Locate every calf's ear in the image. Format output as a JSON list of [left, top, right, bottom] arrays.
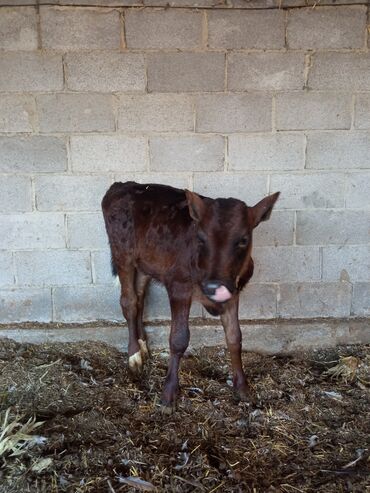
[[251, 192, 280, 228], [185, 190, 206, 222]]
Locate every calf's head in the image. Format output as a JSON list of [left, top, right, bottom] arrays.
[[185, 190, 280, 303]]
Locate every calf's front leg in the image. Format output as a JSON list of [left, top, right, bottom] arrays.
[[220, 296, 252, 402], [161, 287, 191, 412]]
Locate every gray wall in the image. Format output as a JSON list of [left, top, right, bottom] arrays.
[[0, 1, 369, 324]]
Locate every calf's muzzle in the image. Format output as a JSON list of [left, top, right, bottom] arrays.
[[201, 280, 233, 303]]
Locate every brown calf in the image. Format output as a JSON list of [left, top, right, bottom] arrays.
[[102, 181, 279, 411]]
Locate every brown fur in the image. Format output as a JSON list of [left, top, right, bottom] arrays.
[[102, 181, 279, 409]]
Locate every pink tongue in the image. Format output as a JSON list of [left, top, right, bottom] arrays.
[[212, 285, 232, 302]]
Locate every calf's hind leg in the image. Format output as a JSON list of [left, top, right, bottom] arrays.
[[135, 270, 151, 361], [117, 264, 143, 376]]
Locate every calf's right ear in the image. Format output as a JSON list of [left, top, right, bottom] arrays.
[[251, 192, 280, 228], [185, 190, 206, 222]]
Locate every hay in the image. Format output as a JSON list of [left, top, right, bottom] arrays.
[[0, 338, 369, 492], [0, 408, 44, 458]]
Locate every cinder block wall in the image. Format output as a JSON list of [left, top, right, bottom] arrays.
[[0, 0, 369, 324]]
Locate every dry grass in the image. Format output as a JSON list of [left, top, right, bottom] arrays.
[[0, 337, 369, 493], [0, 408, 44, 458]]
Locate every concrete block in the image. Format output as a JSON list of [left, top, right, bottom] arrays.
[[351, 283, 370, 317], [345, 172, 370, 209], [147, 53, 225, 93], [0, 7, 38, 50], [193, 172, 268, 206], [252, 246, 320, 282], [322, 245, 370, 282], [287, 6, 367, 49], [229, 134, 304, 171], [0, 176, 32, 213], [276, 92, 351, 131], [66, 52, 145, 92], [348, 318, 370, 343], [296, 210, 370, 245], [241, 321, 344, 354], [38, 0, 141, 4], [143, 0, 216, 5], [270, 173, 345, 210], [117, 94, 194, 133], [0, 136, 67, 173], [0, 320, 362, 353], [35, 175, 111, 212], [15, 250, 92, 286], [195, 94, 271, 133], [208, 9, 284, 49], [95, 322, 340, 350], [0, 213, 65, 250], [306, 132, 370, 170], [354, 94, 370, 129], [114, 172, 191, 190], [159, 0, 249, 5], [0, 253, 14, 287], [0, 53, 63, 92], [309, 53, 370, 91], [147, 0, 282, 5], [150, 135, 224, 172], [278, 282, 352, 318], [37, 94, 115, 133], [0, 95, 34, 133], [70, 136, 148, 173], [0, 325, 127, 350], [67, 213, 108, 249], [53, 285, 121, 322], [144, 282, 171, 320], [254, 211, 294, 247], [178, 325, 224, 349], [125, 9, 203, 49], [238, 283, 277, 319], [141, 0, 208, 5], [0, 289, 52, 323], [0, 0, 35, 3], [92, 249, 113, 285], [228, 53, 305, 91], [40, 6, 121, 50], [230, 0, 276, 5], [254, 318, 290, 349], [282, 0, 367, 6]]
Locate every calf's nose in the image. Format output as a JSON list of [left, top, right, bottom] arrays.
[[202, 280, 221, 296], [202, 281, 232, 303]]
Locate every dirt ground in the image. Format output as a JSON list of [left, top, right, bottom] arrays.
[[0, 337, 369, 493]]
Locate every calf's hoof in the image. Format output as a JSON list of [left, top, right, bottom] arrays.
[[160, 402, 176, 415], [236, 386, 255, 405], [128, 339, 150, 376], [160, 385, 178, 414], [128, 350, 143, 376]]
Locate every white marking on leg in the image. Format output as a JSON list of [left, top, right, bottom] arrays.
[[138, 338, 149, 357], [129, 351, 142, 372]]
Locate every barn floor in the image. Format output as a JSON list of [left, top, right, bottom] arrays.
[[0, 338, 369, 493]]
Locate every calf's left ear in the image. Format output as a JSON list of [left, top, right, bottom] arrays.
[[185, 190, 206, 222], [251, 192, 280, 228]]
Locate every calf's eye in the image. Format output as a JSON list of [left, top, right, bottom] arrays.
[[237, 236, 249, 248], [197, 232, 206, 245]]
